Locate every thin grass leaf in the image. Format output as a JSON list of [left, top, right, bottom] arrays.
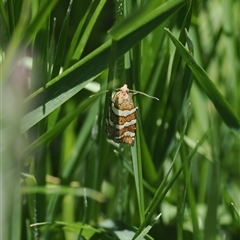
[[131, 35, 145, 223], [60, 100, 100, 182], [0, 1, 10, 37], [64, 1, 94, 68], [22, 96, 96, 156], [134, 163, 185, 240], [47, 18, 57, 81], [6, 0, 15, 32], [165, 28, 240, 130], [51, 0, 73, 78], [72, 0, 107, 61], [11, 185, 21, 240], [119, 152, 156, 194], [203, 160, 220, 240], [177, 185, 186, 240], [1, 0, 32, 83], [23, 0, 58, 45], [133, 107, 190, 239], [231, 202, 240, 222], [21, 173, 38, 223], [182, 150, 201, 240], [139, 130, 158, 184], [135, 213, 162, 240], [21, 186, 105, 202], [131, 132, 145, 223]]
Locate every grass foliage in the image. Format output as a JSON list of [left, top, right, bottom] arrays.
[[1, 0, 240, 239]]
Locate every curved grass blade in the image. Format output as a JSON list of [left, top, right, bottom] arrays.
[[165, 28, 240, 130]]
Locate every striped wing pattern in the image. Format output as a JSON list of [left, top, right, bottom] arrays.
[[106, 85, 137, 146]]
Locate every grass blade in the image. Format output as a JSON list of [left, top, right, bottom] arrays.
[[165, 28, 240, 130]]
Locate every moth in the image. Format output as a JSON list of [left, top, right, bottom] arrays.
[[105, 84, 158, 146]]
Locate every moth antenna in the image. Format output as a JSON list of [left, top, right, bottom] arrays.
[[130, 90, 159, 101], [89, 89, 109, 98]]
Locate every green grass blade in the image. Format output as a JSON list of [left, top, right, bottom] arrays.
[[6, 0, 15, 33], [51, 0, 73, 78], [72, 0, 107, 61], [110, 0, 187, 40], [0, 0, 10, 37], [132, 119, 187, 239], [23, 0, 58, 45], [22, 96, 96, 156], [21, 173, 38, 225], [21, 185, 105, 201], [140, 130, 158, 184], [60, 101, 99, 182], [131, 126, 145, 223], [64, 1, 94, 68], [131, 32, 145, 223], [165, 28, 240, 130], [20, 77, 97, 133], [182, 153, 201, 240], [203, 160, 220, 240]]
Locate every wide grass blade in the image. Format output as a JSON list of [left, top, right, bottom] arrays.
[[110, 0, 187, 40], [20, 77, 97, 133]]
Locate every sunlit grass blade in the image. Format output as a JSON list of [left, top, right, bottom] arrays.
[[21, 77, 97, 133], [110, 0, 187, 40], [21, 185, 105, 202]]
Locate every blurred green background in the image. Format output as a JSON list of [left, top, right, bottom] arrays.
[[1, 0, 239, 239]]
